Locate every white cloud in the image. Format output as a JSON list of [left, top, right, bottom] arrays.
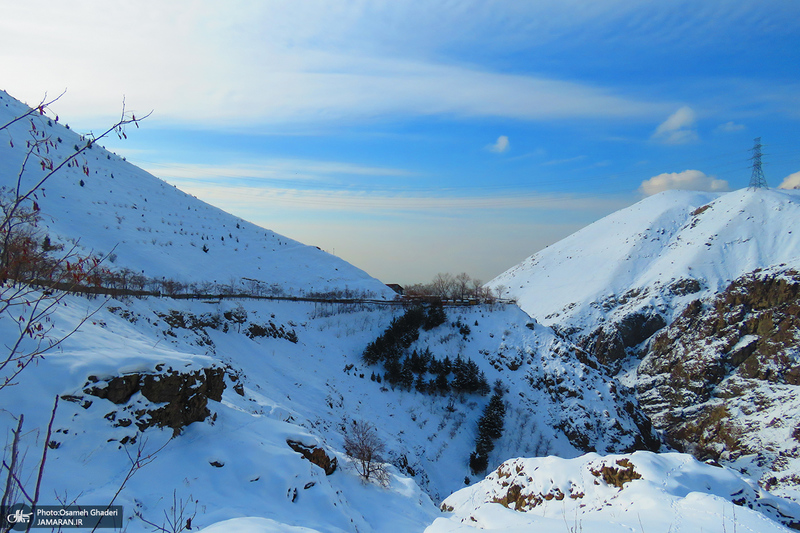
[[779, 171, 800, 190], [652, 106, 698, 144], [715, 121, 746, 133], [638, 169, 730, 196], [488, 136, 510, 153]]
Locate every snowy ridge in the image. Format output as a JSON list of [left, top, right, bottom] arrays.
[[0, 90, 394, 298], [430, 452, 800, 532], [488, 188, 800, 331]]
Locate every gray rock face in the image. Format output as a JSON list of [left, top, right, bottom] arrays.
[[636, 270, 800, 491], [85, 365, 226, 435]]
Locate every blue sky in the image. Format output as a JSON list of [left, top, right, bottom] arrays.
[[2, 0, 799, 284]]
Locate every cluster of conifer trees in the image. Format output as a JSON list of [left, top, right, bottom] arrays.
[[362, 305, 489, 396], [469, 381, 506, 474]]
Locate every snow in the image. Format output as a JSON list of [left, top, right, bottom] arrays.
[[429, 452, 800, 533], [488, 188, 800, 331], [201, 517, 324, 533], [2, 91, 799, 532], [0, 90, 395, 299]]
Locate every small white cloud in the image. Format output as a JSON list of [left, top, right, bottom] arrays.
[[639, 169, 730, 196], [779, 171, 800, 189], [488, 135, 510, 153], [652, 106, 698, 144], [715, 121, 746, 133]]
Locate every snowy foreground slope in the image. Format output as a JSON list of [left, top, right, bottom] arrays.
[[0, 90, 394, 298], [2, 91, 800, 532], [430, 453, 800, 533], [0, 294, 643, 528]]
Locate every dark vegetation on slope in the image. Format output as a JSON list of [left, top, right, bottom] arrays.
[[469, 381, 506, 474], [362, 304, 489, 396]]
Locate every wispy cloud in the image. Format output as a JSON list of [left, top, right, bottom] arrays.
[[3, 1, 797, 133], [638, 169, 729, 195], [0, 2, 674, 130], [144, 159, 415, 183], [715, 121, 746, 133], [487, 135, 510, 153], [652, 106, 699, 144], [543, 155, 586, 166], [167, 179, 630, 215]]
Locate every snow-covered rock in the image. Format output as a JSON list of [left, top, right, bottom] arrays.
[[430, 452, 800, 532]]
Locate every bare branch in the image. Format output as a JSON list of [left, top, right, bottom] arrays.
[[0, 91, 66, 133], [90, 437, 172, 533], [1, 415, 24, 511], [343, 420, 389, 486], [26, 396, 58, 533]]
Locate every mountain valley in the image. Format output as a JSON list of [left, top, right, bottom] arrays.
[[2, 90, 800, 532]]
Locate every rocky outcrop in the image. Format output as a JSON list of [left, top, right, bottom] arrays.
[[85, 365, 225, 435], [581, 309, 666, 373], [525, 340, 660, 454], [636, 270, 800, 491], [286, 439, 338, 475]]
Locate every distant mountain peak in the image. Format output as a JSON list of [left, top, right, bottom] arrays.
[[488, 188, 800, 330]]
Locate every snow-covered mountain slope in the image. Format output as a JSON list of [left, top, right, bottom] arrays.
[[0, 292, 641, 531], [429, 452, 800, 532], [488, 188, 800, 335], [0, 295, 438, 533], [5, 292, 798, 533], [4, 90, 800, 532], [487, 187, 800, 502], [0, 90, 394, 298]]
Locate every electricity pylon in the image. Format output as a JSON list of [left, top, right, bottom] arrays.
[[748, 137, 768, 190]]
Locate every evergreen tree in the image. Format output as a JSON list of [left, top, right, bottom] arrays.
[[440, 355, 452, 376], [428, 357, 441, 376], [422, 303, 447, 330], [400, 358, 415, 390], [408, 349, 427, 374], [451, 355, 466, 393], [415, 373, 428, 394], [482, 391, 506, 439], [384, 356, 402, 385], [469, 386, 506, 475], [469, 451, 489, 474], [419, 347, 433, 373], [435, 373, 450, 395]]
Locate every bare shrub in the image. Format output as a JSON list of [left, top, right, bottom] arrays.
[[343, 420, 389, 486]]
